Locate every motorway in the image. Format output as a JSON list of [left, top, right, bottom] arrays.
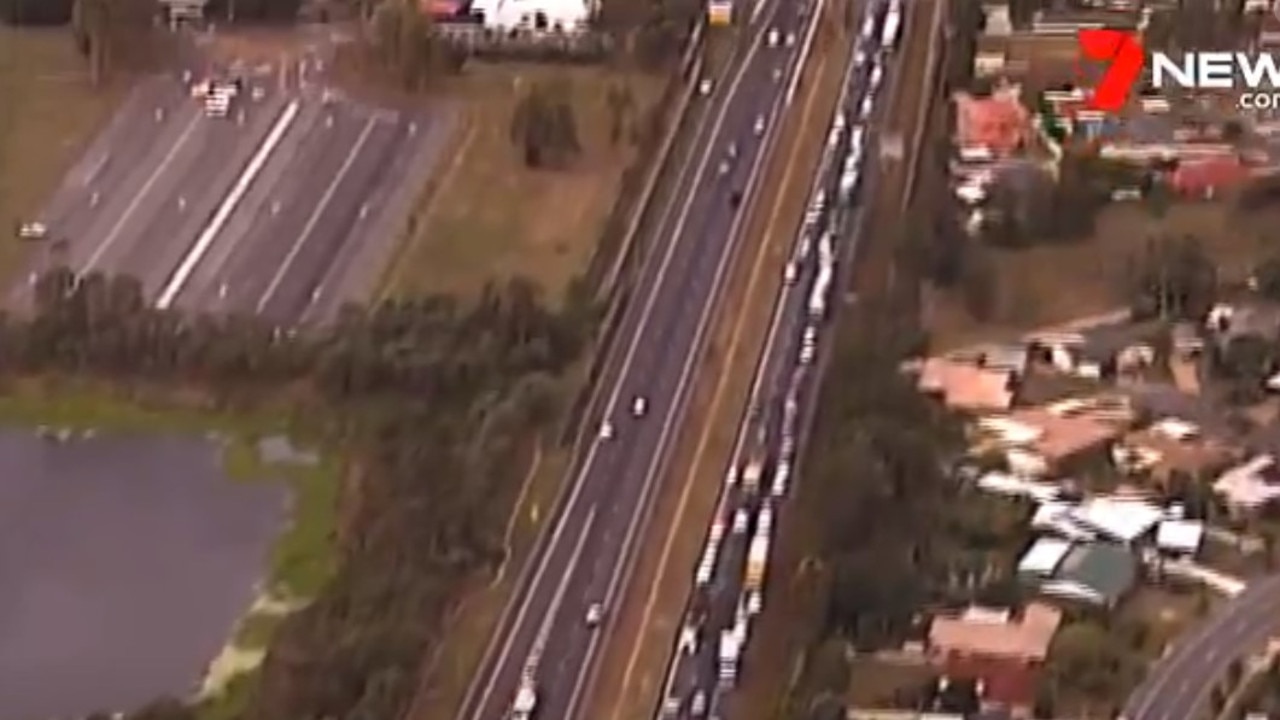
[[452, 2, 820, 719], [13, 64, 448, 324], [1122, 573, 1280, 720], [651, 0, 939, 716]]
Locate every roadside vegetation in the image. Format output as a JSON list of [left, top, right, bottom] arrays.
[[2, 269, 592, 720]]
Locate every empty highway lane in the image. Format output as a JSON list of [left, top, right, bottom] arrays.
[[455, 3, 814, 719], [16, 73, 446, 325]]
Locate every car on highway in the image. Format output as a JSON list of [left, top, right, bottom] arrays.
[[599, 420, 615, 440], [785, 32, 796, 47], [869, 63, 884, 89], [662, 696, 680, 717], [859, 15, 876, 40], [632, 396, 648, 417], [854, 47, 869, 67], [784, 261, 798, 285], [700, 78, 714, 96], [858, 93, 875, 120], [745, 590, 763, 615], [833, 111, 846, 133], [732, 508, 750, 534], [800, 328, 817, 364], [16, 221, 47, 240], [719, 160, 731, 176], [754, 114, 767, 136], [767, 27, 781, 46], [690, 689, 708, 717], [585, 602, 605, 627]]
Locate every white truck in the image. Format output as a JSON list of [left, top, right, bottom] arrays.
[[512, 677, 537, 719], [741, 456, 765, 494], [744, 535, 770, 592], [718, 630, 742, 684], [808, 265, 833, 318], [881, 5, 902, 49]]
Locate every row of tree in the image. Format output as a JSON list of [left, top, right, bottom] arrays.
[[15, 270, 595, 720]]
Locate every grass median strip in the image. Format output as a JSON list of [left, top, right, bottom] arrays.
[[585, 13, 850, 720]]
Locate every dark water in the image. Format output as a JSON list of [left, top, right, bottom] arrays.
[[0, 432, 289, 719]]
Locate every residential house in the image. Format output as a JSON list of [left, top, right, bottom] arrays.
[[975, 400, 1131, 476], [1214, 454, 1280, 513], [1116, 421, 1237, 487], [927, 603, 1063, 717], [1019, 537, 1140, 607], [919, 357, 1016, 413]]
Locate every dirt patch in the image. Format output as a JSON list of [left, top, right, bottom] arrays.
[[0, 26, 127, 286], [202, 27, 331, 65], [845, 656, 935, 708], [924, 200, 1275, 350], [380, 63, 664, 303]]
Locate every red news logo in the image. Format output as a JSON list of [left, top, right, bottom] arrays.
[[1077, 28, 1145, 112]]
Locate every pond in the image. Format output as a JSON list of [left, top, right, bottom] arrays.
[[0, 431, 289, 719]]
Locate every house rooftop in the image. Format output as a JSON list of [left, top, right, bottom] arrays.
[[1070, 496, 1164, 543], [919, 357, 1015, 412], [1018, 537, 1073, 576], [928, 602, 1063, 662], [1156, 519, 1205, 554], [1039, 543, 1138, 606], [1122, 425, 1236, 479], [1003, 403, 1130, 463], [1214, 455, 1280, 509]]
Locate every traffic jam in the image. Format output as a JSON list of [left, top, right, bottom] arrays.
[[658, 0, 903, 717]]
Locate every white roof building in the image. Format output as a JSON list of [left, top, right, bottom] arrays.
[[1155, 519, 1205, 555], [1018, 537, 1073, 576], [470, 0, 594, 30], [1069, 496, 1163, 543], [1214, 455, 1280, 510]]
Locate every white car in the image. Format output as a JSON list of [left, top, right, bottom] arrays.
[[719, 160, 730, 176], [690, 690, 708, 717], [586, 602, 604, 627], [833, 111, 847, 133], [17, 221, 47, 240], [732, 508, 750, 534], [784, 262, 798, 285], [753, 114, 766, 136], [699, 78, 713, 96], [767, 28, 781, 46], [870, 64, 884, 88], [745, 590, 764, 615], [800, 344, 816, 364], [785, 32, 796, 47], [599, 420, 615, 440], [859, 94, 874, 120], [632, 396, 648, 417], [854, 48, 868, 67]]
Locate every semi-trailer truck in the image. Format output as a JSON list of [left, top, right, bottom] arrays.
[[511, 677, 537, 719], [744, 535, 769, 591]]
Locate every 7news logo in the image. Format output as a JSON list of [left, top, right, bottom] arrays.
[[1075, 28, 1280, 112]]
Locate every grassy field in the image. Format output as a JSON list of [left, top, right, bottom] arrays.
[[381, 63, 664, 304], [0, 26, 126, 285], [586, 9, 854, 720], [924, 200, 1278, 350]]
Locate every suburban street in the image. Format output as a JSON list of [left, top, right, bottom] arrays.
[[1123, 573, 1280, 720], [13, 64, 449, 324], [452, 1, 818, 718]]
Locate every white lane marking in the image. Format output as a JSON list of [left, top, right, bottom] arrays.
[[462, 21, 770, 717], [527, 506, 598, 672], [156, 99, 301, 309], [786, 0, 825, 106], [254, 116, 377, 314], [83, 113, 203, 272]]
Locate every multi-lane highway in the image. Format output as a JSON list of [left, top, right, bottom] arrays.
[[14, 64, 448, 324], [453, 2, 820, 719], [647, 1, 906, 717], [1122, 573, 1280, 720]]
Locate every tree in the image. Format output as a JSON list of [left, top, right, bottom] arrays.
[[1126, 234, 1217, 321], [71, 0, 156, 86], [510, 77, 582, 168]]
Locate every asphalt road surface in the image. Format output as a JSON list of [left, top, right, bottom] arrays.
[[653, 3, 899, 716], [1122, 573, 1280, 720], [454, 3, 817, 719], [15, 71, 447, 325]]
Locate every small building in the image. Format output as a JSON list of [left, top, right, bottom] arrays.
[[977, 402, 1131, 476], [919, 357, 1016, 413], [1038, 542, 1139, 607], [1155, 519, 1205, 557], [955, 89, 1032, 158], [1214, 455, 1280, 512], [468, 0, 594, 31], [928, 603, 1062, 717], [1116, 422, 1237, 486], [1069, 496, 1164, 544]]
